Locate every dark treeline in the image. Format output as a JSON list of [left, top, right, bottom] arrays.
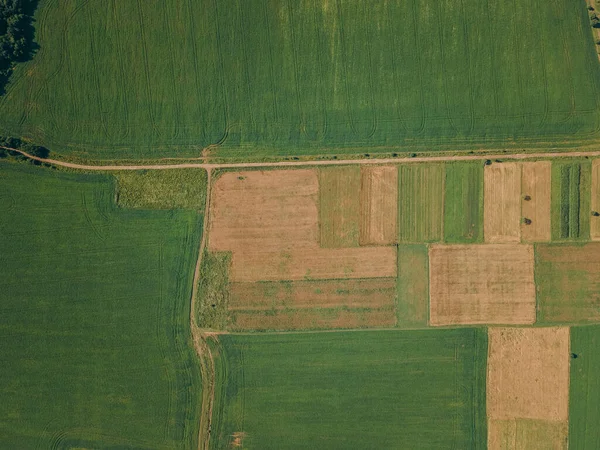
[[0, 135, 50, 163], [0, 0, 39, 95]]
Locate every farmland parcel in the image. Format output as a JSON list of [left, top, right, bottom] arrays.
[[210, 329, 487, 449], [0, 0, 598, 159], [0, 164, 202, 448]]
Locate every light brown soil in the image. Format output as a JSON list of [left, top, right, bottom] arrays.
[[484, 163, 522, 243], [429, 244, 535, 326], [229, 278, 396, 310], [487, 327, 570, 422], [488, 419, 568, 450], [521, 161, 551, 242], [230, 432, 246, 448], [229, 306, 397, 331], [229, 246, 397, 282], [319, 166, 361, 247], [592, 159, 600, 240], [359, 166, 398, 245], [209, 169, 319, 252]]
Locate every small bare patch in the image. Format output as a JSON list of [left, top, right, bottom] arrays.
[[230, 432, 246, 448]]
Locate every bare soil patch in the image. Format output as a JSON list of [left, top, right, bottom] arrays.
[[229, 278, 396, 310], [319, 166, 361, 247], [429, 244, 535, 325], [209, 169, 319, 252], [229, 246, 397, 282], [592, 159, 600, 240], [521, 161, 551, 242], [229, 306, 396, 331], [484, 163, 522, 243], [487, 327, 570, 422], [488, 418, 568, 450], [359, 166, 398, 245]]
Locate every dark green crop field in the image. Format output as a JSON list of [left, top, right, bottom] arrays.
[[210, 329, 488, 449], [0, 163, 202, 448], [0, 0, 598, 159], [569, 325, 600, 449]]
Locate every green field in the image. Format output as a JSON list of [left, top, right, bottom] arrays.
[[551, 161, 591, 240], [535, 243, 600, 324], [0, 0, 598, 159], [396, 244, 429, 327], [443, 162, 483, 243], [0, 163, 202, 448], [398, 164, 444, 242], [569, 325, 600, 449], [210, 329, 487, 449]]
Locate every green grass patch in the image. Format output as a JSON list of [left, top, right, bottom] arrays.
[[535, 243, 600, 324], [196, 251, 231, 330], [443, 162, 483, 243], [115, 169, 207, 210], [1, 0, 599, 159], [396, 244, 429, 327], [569, 325, 600, 449], [210, 329, 487, 449], [0, 163, 202, 448], [551, 161, 591, 241], [398, 164, 444, 242]]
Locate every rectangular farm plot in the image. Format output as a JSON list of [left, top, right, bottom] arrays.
[[229, 246, 397, 282], [398, 164, 444, 242], [359, 166, 398, 245], [592, 160, 600, 240], [229, 307, 397, 331], [570, 325, 600, 449], [521, 162, 552, 242], [229, 278, 396, 310], [396, 245, 429, 327], [536, 243, 600, 323], [551, 161, 591, 241], [488, 419, 568, 450], [484, 163, 522, 243], [211, 329, 488, 449], [429, 244, 535, 326], [209, 169, 319, 252], [319, 166, 361, 247], [444, 162, 483, 243], [487, 327, 570, 422]]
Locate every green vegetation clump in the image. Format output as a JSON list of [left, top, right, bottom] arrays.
[[0, 163, 202, 448], [211, 329, 488, 449], [115, 169, 207, 210], [196, 251, 231, 330]]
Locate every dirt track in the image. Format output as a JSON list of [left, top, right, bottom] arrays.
[[4, 146, 600, 171]]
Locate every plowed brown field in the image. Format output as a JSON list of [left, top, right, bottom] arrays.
[[484, 163, 522, 243], [487, 327, 570, 422], [521, 161, 551, 242], [229, 278, 396, 310], [429, 244, 535, 325], [359, 166, 398, 245]]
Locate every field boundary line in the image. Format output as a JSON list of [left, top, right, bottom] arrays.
[[5, 146, 600, 172], [189, 168, 216, 450]]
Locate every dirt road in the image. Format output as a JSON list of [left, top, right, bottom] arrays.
[[3, 146, 600, 171]]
